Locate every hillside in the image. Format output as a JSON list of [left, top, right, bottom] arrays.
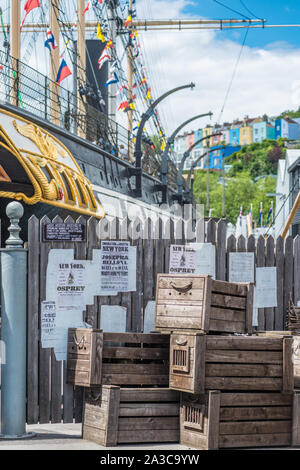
[[193, 139, 286, 225]]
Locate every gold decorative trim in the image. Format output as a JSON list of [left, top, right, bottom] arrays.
[[0, 108, 105, 218]]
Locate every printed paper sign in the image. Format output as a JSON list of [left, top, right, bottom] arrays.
[[191, 243, 216, 280], [169, 245, 197, 274], [229, 252, 255, 283], [100, 241, 130, 292], [255, 267, 277, 308]]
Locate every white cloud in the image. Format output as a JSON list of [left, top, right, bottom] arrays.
[[135, 0, 300, 134]]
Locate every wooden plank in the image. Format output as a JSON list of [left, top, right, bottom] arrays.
[[275, 236, 284, 330], [73, 215, 87, 422], [157, 288, 204, 302], [206, 218, 216, 245], [118, 416, 179, 431], [117, 429, 179, 443], [246, 283, 254, 334], [219, 433, 291, 448], [265, 236, 275, 330], [86, 217, 99, 327], [157, 275, 205, 290], [90, 330, 103, 386], [294, 236, 300, 310], [205, 350, 282, 364], [164, 217, 174, 275], [226, 234, 236, 282], [206, 335, 283, 350], [102, 374, 169, 386], [219, 420, 291, 436], [207, 390, 220, 450], [292, 392, 300, 446], [120, 388, 179, 402], [131, 218, 143, 332], [284, 236, 294, 329], [211, 280, 247, 296], [283, 336, 294, 392], [211, 293, 246, 310], [102, 363, 168, 374], [119, 403, 179, 417], [154, 315, 203, 330], [103, 332, 169, 344], [206, 363, 282, 377], [220, 406, 292, 421], [39, 215, 52, 424], [205, 377, 282, 391], [256, 235, 266, 330], [61, 215, 76, 424], [209, 320, 245, 334], [220, 393, 292, 407], [27, 215, 40, 424], [156, 304, 203, 317], [120, 387, 180, 403], [106, 386, 120, 447], [50, 215, 64, 424], [210, 307, 245, 322], [216, 219, 226, 281], [202, 275, 211, 332]]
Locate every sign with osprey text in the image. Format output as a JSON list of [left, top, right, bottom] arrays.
[[43, 223, 86, 242]]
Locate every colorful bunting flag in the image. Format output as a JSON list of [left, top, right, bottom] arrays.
[[82, 1, 91, 15], [97, 23, 106, 42], [266, 203, 273, 224], [98, 47, 111, 69], [124, 15, 132, 28], [44, 30, 57, 51], [104, 71, 119, 87], [55, 59, 72, 85], [118, 100, 129, 111], [139, 77, 146, 87], [143, 87, 151, 102], [21, 0, 40, 30], [258, 204, 263, 226]]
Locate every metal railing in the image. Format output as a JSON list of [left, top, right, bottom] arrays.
[[0, 50, 129, 157]]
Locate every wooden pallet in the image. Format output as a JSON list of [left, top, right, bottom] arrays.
[[180, 390, 300, 449], [67, 331, 170, 387], [82, 386, 180, 446], [155, 274, 253, 334], [169, 333, 294, 394]]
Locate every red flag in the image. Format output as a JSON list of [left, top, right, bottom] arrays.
[[55, 59, 72, 86], [82, 1, 90, 15], [21, 0, 40, 29], [118, 100, 129, 111]]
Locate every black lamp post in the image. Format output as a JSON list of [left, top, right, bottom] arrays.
[[174, 133, 222, 204], [131, 82, 195, 197], [159, 111, 213, 204]]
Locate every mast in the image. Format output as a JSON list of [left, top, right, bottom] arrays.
[[107, 2, 117, 124], [127, 0, 134, 162], [49, 0, 60, 126], [10, 0, 20, 106], [77, 0, 86, 138]]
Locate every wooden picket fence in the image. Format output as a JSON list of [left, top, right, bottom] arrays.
[[25, 214, 300, 424]]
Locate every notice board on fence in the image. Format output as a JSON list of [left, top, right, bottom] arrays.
[[169, 243, 216, 279]]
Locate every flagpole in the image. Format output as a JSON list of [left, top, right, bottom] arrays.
[[127, 0, 134, 162], [77, 0, 86, 138], [50, 0, 60, 126], [260, 201, 263, 228], [10, 0, 20, 107]]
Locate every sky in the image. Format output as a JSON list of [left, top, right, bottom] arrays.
[[135, 0, 300, 134]]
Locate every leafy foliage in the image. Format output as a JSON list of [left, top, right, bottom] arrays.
[[193, 138, 280, 224]]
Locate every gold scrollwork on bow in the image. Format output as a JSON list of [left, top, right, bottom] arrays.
[[13, 120, 67, 160]]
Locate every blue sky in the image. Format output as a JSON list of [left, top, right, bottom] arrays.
[[182, 1, 300, 49]]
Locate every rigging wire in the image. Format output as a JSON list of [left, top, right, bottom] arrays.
[[217, 25, 249, 124], [239, 0, 262, 21], [212, 0, 250, 20]]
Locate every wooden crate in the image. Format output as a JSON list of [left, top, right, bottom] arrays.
[[66, 328, 103, 387], [180, 390, 300, 449], [155, 274, 253, 334], [169, 333, 294, 394], [257, 331, 300, 389], [67, 331, 170, 387], [82, 386, 180, 446]]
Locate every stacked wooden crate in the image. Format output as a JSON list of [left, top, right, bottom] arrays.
[[154, 274, 299, 449], [67, 329, 180, 446]]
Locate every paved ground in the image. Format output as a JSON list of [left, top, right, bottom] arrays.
[[0, 423, 192, 450], [0, 423, 297, 451]]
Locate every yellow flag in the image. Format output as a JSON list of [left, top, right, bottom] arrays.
[[97, 23, 106, 43]]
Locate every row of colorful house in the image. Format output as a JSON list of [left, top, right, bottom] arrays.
[[173, 115, 300, 170]]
